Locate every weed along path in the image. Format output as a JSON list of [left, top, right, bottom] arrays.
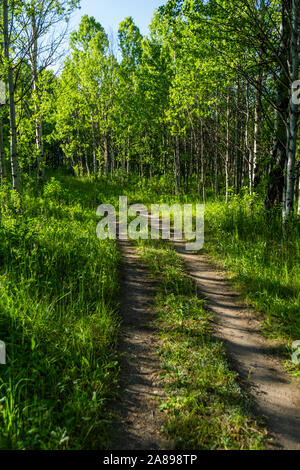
[[112, 240, 166, 450], [173, 240, 300, 450]]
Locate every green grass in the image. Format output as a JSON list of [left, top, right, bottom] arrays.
[[124, 178, 300, 376], [203, 194, 300, 375], [1, 173, 298, 449], [0, 175, 121, 449], [137, 239, 267, 450]]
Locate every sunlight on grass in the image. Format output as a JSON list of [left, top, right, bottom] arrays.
[[203, 196, 300, 375], [137, 240, 267, 450], [127, 178, 300, 376], [0, 175, 121, 449]]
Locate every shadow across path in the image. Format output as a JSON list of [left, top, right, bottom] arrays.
[[173, 240, 300, 450], [111, 240, 166, 450]]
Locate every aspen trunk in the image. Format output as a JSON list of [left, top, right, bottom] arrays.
[[200, 120, 205, 204], [284, 0, 300, 222], [162, 133, 167, 175], [84, 152, 90, 176], [245, 83, 253, 194], [214, 109, 219, 199], [31, 10, 44, 180], [3, 0, 19, 191], [174, 134, 180, 195], [0, 116, 6, 184], [225, 92, 230, 204], [91, 117, 97, 175], [104, 134, 109, 177], [253, 92, 261, 189], [297, 173, 300, 216], [187, 114, 200, 199], [234, 80, 241, 193], [265, 3, 290, 210], [253, 44, 263, 190], [110, 130, 115, 175]]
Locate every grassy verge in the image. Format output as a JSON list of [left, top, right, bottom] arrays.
[[137, 239, 267, 450], [0, 175, 121, 449], [124, 177, 300, 375], [203, 196, 300, 375]]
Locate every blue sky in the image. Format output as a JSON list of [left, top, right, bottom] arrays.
[[70, 0, 167, 38]]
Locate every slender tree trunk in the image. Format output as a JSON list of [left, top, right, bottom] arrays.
[[297, 172, 300, 216], [189, 133, 193, 186], [183, 134, 187, 186], [0, 116, 6, 184], [91, 117, 97, 175], [234, 80, 241, 193], [122, 140, 126, 170], [84, 151, 90, 176], [104, 134, 109, 177], [200, 120, 205, 204], [253, 48, 263, 189], [195, 143, 200, 199], [245, 83, 253, 194], [126, 130, 130, 174], [110, 130, 115, 175], [214, 109, 219, 199], [174, 134, 180, 195], [253, 90, 261, 189], [77, 131, 84, 176], [282, 159, 288, 220], [162, 133, 167, 175], [284, 0, 300, 222], [31, 10, 44, 180], [265, 2, 290, 210], [3, 0, 19, 191], [225, 92, 230, 204], [187, 113, 200, 199], [191, 127, 201, 199], [252, 0, 265, 190]]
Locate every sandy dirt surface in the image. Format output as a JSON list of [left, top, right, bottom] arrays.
[[111, 240, 166, 450]]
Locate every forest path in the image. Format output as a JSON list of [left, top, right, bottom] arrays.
[[173, 240, 300, 450], [111, 240, 166, 450]]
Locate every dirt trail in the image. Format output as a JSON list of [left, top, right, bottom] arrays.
[[173, 240, 300, 450], [112, 240, 166, 450]]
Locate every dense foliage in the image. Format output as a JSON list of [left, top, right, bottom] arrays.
[[0, 1, 299, 225], [0, 0, 299, 450]]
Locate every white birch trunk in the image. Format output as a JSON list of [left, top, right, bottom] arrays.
[[225, 92, 230, 204], [284, 0, 300, 222], [3, 0, 19, 191]]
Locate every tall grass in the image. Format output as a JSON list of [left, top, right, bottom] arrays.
[[1, 172, 298, 448], [122, 177, 300, 373], [204, 194, 300, 344], [137, 239, 266, 450], [0, 176, 121, 449]]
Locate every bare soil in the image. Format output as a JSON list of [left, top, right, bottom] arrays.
[[111, 240, 166, 451]]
